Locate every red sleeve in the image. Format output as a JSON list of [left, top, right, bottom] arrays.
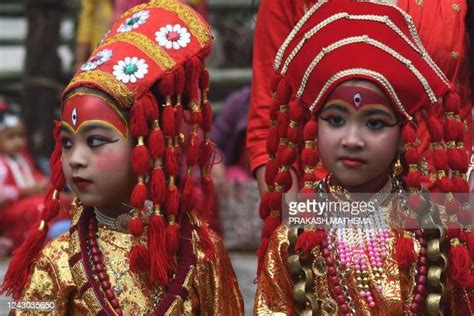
[[246, 0, 306, 173]]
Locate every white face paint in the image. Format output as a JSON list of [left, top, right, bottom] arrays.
[[72, 108, 78, 127], [353, 93, 362, 108]]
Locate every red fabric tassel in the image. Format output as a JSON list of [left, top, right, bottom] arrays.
[[393, 236, 417, 269], [449, 241, 471, 286], [191, 110, 203, 126], [427, 114, 443, 141], [175, 67, 186, 94], [197, 225, 214, 260], [165, 224, 180, 255], [401, 124, 416, 144], [130, 104, 148, 138], [301, 148, 317, 166], [262, 215, 280, 239], [42, 197, 60, 222], [276, 78, 291, 106], [289, 100, 306, 122], [151, 168, 166, 206], [405, 170, 422, 188], [270, 74, 281, 93], [295, 230, 326, 258], [287, 126, 302, 144], [129, 244, 150, 274], [162, 106, 176, 137], [131, 145, 151, 175], [129, 217, 144, 237], [164, 147, 178, 176], [264, 159, 279, 185], [277, 111, 289, 138], [303, 119, 318, 141], [182, 176, 198, 212], [148, 129, 165, 159], [199, 68, 210, 90], [165, 185, 179, 215], [198, 140, 214, 168], [269, 191, 282, 210], [464, 232, 474, 260], [432, 149, 449, 171], [201, 100, 212, 133], [186, 57, 202, 101], [157, 73, 175, 96], [175, 104, 183, 133], [51, 160, 66, 190], [148, 214, 169, 286], [269, 100, 279, 121], [186, 133, 200, 166], [266, 127, 279, 156], [407, 195, 424, 212], [275, 171, 292, 192], [1, 227, 48, 299], [139, 93, 159, 122], [131, 183, 147, 209], [201, 176, 214, 218], [259, 192, 271, 219], [280, 147, 297, 165]]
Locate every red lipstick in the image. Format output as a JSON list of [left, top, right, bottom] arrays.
[[339, 156, 365, 168], [72, 176, 92, 189]]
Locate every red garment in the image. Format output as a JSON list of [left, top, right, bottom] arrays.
[[247, 0, 471, 173]]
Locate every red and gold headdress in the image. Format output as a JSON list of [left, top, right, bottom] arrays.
[[257, 0, 471, 293], [3, 0, 216, 299]]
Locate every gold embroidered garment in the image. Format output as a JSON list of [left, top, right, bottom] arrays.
[[254, 224, 471, 315], [14, 209, 243, 315]]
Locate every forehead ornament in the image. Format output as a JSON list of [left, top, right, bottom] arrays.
[[72, 108, 78, 126], [353, 93, 362, 108]]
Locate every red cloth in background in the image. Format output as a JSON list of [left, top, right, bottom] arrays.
[[247, 0, 471, 178]]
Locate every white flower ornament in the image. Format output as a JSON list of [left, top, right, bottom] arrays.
[[81, 49, 113, 72], [112, 57, 148, 84], [155, 24, 191, 50], [118, 10, 150, 33]]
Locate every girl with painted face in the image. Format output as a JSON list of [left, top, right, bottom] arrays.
[[1, 2, 243, 314], [255, 1, 472, 315]]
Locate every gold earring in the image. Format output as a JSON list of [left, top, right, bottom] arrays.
[[392, 155, 403, 176]]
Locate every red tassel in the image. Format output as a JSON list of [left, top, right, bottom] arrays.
[[427, 115, 443, 141], [303, 172, 316, 183], [175, 104, 183, 133], [131, 145, 151, 175], [51, 159, 66, 190], [449, 240, 471, 286], [259, 192, 271, 219], [269, 191, 282, 210], [162, 106, 176, 137], [280, 147, 297, 165], [198, 140, 214, 168], [266, 127, 279, 156], [150, 168, 166, 206], [201, 100, 212, 133], [393, 236, 417, 269], [199, 68, 210, 90], [277, 111, 289, 138], [275, 171, 292, 192], [262, 215, 280, 239], [303, 119, 318, 141], [186, 133, 200, 166], [432, 149, 449, 172], [129, 217, 144, 236], [130, 104, 148, 138], [452, 176, 470, 193], [165, 185, 179, 215], [464, 232, 474, 260], [131, 182, 147, 209], [270, 74, 281, 93], [148, 129, 165, 159], [401, 124, 416, 144], [182, 176, 198, 212], [269, 101, 279, 121], [129, 244, 150, 273], [157, 73, 175, 96], [139, 93, 159, 122], [148, 214, 169, 286], [164, 147, 178, 176], [289, 100, 306, 122], [407, 195, 424, 212], [175, 67, 186, 94], [287, 126, 302, 144], [196, 225, 214, 260], [201, 176, 214, 218], [42, 196, 60, 222], [264, 159, 279, 185], [405, 170, 422, 188], [165, 224, 180, 255], [276, 78, 291, 106], [1, 227, 48, 299], [295, 230, 326, 258], [186, 57, 202, 101], [301, 148, 317, 166]]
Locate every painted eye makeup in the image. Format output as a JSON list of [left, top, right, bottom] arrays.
[[86, 135, 118, 148], [320, 114, 346, 127], [61, 136, 73, 149]]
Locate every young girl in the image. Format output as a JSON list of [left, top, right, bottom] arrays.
[[0, 102, 50, 250], [2, 1, 243, 314], [255, 1, 473, 314]]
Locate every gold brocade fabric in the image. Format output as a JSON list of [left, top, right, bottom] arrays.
[[13, 221, 243, 315], [254, 224, 472, 315]]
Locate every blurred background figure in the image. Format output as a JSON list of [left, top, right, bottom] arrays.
[[0, 98, 48, 251]]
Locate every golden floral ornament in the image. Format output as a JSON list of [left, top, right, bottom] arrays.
[[117, 10, 150, 33], [81, 49, 113, 72], [155, 24, 191, 50], [112, 57, 149, 84]]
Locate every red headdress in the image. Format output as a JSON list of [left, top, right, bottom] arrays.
[[257, 0, 472, 306], [2, 0, 216, 301]]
